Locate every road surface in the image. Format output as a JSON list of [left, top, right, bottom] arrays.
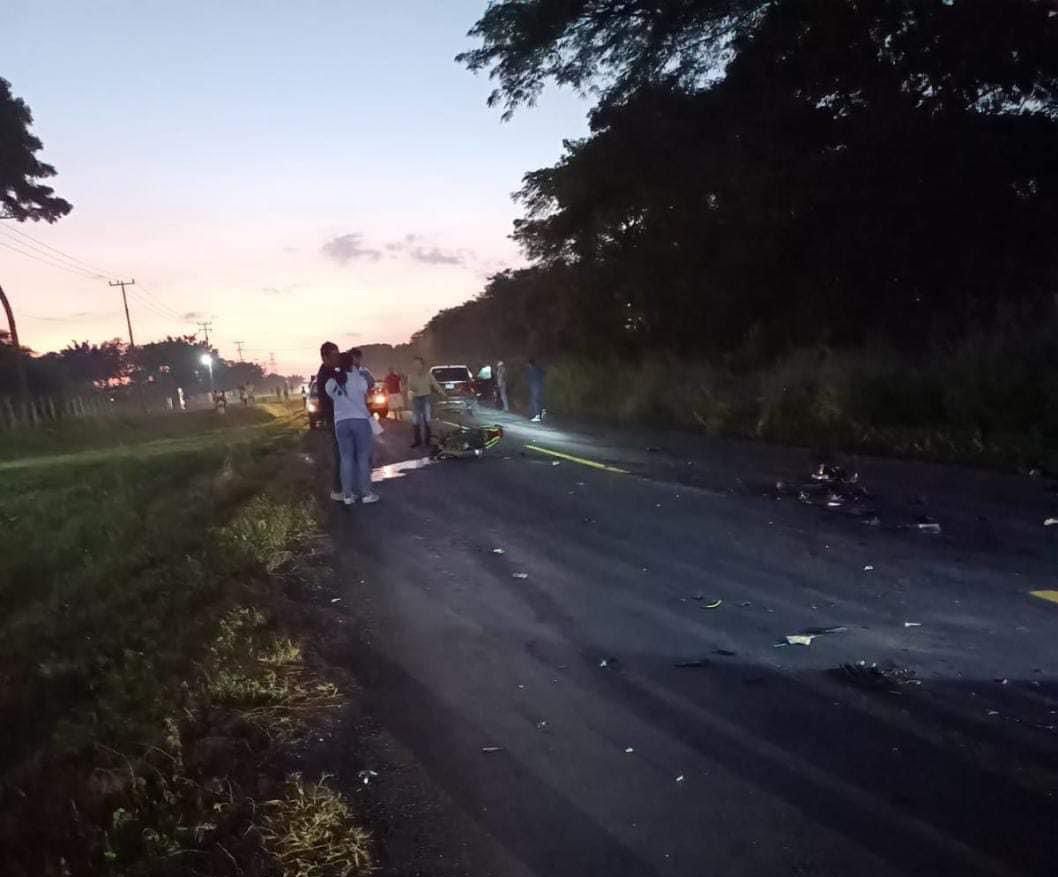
[[322, 412, 1058, 877]]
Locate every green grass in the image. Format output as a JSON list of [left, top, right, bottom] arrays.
[[0, 402, 373, 876], [541, 331, 1058, 471]]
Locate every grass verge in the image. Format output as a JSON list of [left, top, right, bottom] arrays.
[[0, 404, 373, 876]]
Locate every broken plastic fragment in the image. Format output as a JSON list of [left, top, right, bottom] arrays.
[[783, 634, 817, 646], [903, 621, 922, 627], [625, 747, 635, 754], [1044, 518, 1058, 527], [481, 746, 504, 754], [357, 769, 379, 785], [598, 657, 619, 669], [675, 775, 685, 783], [330, 597, 342, 603], [512, 572, 529, 579], [864, 565, 875, 572], [491, 548, 505, 555], [914, 516, 942, 534], [702, 598, 722, 609]]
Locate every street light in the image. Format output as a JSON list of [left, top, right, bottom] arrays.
[[200, 352, 214, 390]]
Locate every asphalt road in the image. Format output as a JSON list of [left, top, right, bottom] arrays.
[[323, 411, 1058, 877]]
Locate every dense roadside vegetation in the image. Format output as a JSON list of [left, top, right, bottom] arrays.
[[402, 0, 1058, 469], [0, 406, 372, 876]]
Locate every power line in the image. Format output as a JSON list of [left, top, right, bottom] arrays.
[[233, 340, 245, 361], [0, 238, 102, 280], [133, 280, 188, 322], [0, 221, 113, 277], [197, 321, 213, 346]]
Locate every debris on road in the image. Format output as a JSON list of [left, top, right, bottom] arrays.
[[551, 461, 561, 466], [702, 598, 722, 609], [330, 597, 342, 603], [675, 775, 685, 784], [864, 565, 875, 572], [775, 463, 876, 520], [838, 661, 919, 691], [1044, 517, 1058, 527], [357, 769, 379, 786], [625, 747, 635, 754], [780, 634, 818, 646], [481, 746, 504, 754], [598, 657, 619, 669], [904, 621, 922, 627], [512, 572, 529, 579], [914, 516, 942, 534], [491, 548, 505, 555]]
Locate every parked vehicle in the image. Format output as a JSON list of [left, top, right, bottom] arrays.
[[367, 382, 389, 419], [305, 378, 324, 429], [431, 365, 477, 414]]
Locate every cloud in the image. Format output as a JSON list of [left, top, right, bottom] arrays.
[[182, 311, 207, 321], [321, 233, 382, 265], [385, 234, 472, 267]]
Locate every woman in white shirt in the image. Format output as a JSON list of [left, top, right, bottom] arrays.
[[325, 359, 380, 506]]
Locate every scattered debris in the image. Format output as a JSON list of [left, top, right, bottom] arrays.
[[491, 548, 505, 555], [675, 775, 685, 784], [536, 720, 548, 730], [551, 461, 561, 467], [625, 747, 635, 754], [702, 598, 722, 609], [598, 657, 619, 669], [714, 648, 737, 657], [914, 516, 942, 535], [674, 659, 711, 668], [986, 709, 1000, 717], [838, 661, 919, 691], [1029, 590, 1058, 604], [864, 565, 875, 572], [512, 572, 529, 580], [776, 463, 876, 519], [357, 770, 379, 786], [481, 746, 504, 754], [903, 621, 922, 627], [330, 597, 342, 603], [780, 634, 818, 647], [1044, 517, 1058, 527], [995, 678, 1009, 686]]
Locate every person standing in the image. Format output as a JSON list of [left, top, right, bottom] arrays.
[[496, 360, 509, 412], [316, 342, 344, 501], [325, 356, 380, 506], [406, 356, 446, 448], [349, 348, 375, 386], [384, 365, 404, 419], [527, 358, 546, 422]]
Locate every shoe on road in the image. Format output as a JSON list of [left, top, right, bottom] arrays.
[[343, 495, 356, 506], [361, 493, 381, 505], [330, 490, 344, 502], [530, 415, 542, 423]]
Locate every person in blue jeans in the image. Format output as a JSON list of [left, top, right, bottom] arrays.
[[325, 356, 380, 506]]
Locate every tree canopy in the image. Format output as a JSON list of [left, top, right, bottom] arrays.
[[0, 76, 72, 222], [443, 1, 1058, 362]]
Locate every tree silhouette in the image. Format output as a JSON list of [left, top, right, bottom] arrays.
[[0, 76, 73, 398]]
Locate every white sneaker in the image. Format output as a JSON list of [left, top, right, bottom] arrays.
[[530, 415, 542, 423], [330, 490, 344, 502], [343, 495, 356, 506], [361, 492, 380, 505]]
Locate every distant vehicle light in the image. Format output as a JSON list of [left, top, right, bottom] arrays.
[[306, 400, 318, 412], [373, 394, 386, 404]]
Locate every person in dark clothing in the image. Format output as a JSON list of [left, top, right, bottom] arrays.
[[316, 341, 344, 501]]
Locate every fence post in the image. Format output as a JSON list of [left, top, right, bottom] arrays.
[[47, 396, 57, 421]]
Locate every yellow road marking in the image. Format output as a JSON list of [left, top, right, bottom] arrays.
[[1030, 590, 1058, 605], [524, 444, 628, 474]]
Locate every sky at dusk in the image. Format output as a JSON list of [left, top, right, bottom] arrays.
[[3, 1, 589, 375]]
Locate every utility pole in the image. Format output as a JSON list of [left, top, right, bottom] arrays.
[[109, 279, 136, 347], [196, 321, 213, 347], [233, 340, 245, 361], [0, 282, 29, 400], [268, 352, 277, 373]]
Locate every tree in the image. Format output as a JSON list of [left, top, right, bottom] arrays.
[[0, 76, 73, 397], [459, 1, 1058, 357]]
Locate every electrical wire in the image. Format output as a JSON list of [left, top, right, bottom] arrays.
[[0, 222, 113, 277], [0, 238, 103, 280]]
